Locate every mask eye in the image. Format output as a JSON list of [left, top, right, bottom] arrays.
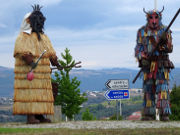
[[155, 16, 158, 19], [149, 16, 153, 19]]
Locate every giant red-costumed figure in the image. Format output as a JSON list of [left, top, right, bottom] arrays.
[[135, 7, 174, 121], [13, 5, 62, 124]]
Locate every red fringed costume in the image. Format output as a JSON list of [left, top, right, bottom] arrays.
[[135, 8, 174, 121]]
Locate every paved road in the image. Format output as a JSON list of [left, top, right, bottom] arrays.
[[2, 121, 180, 129]]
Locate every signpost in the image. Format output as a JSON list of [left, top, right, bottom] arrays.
[[105, 79, 129, 90], [104, 90, 129, 100], [104, 79, 130, 120]]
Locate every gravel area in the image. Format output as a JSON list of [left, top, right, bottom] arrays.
[[2, 121, 180, 129]]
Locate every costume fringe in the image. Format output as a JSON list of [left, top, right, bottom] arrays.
[[14, 89, 54, 102], [13, 102, 54, 115], [15, 73, 51, 79], [15, 57, 50, 66], [14, 65, 51, 73], [14, 79, 52, 89]]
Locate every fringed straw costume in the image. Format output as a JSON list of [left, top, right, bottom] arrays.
[[13, 32, 56, 115]]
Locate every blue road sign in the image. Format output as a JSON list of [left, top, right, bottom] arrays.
[[104, 90, 130, 100]]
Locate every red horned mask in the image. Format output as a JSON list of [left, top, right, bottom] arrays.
[[143, 7, 164, 30]]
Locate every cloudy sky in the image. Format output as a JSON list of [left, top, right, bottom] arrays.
[[0, 0, 179, 69]]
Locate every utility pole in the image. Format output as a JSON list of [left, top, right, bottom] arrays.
[[154, 0, 157, 11]]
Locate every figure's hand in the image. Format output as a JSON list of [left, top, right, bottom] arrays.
[[22, 54, 37, 69], [22, 54, 34, 65], [141, 58, 150, 67], [159, 32, 168, 51]]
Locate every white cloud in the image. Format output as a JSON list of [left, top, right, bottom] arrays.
[[45, 25, 139, 45], [59, 42, 137, 69]]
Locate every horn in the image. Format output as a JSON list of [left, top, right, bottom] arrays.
[[31, 4, 43, 11], [160, 6, 164, 14], [31, 5, 35, 10], [143, 8, 148, 14]]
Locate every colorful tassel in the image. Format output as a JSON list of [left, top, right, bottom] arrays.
[[164, 103, 171, 115], [164, 71, 169, 80], [146, 100, 152, 107], [150, 61, 156, 72], [144, 73, 147, 80], [144, 32, 147, 37], [161, 91, 167, 99], [155, 31, 158, 35]]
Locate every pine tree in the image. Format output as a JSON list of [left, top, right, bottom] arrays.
[[53, 48, 87, 120]]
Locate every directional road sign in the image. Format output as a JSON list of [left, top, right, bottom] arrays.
[[104, 90, 130, 100], [105, 79, 129, 90]]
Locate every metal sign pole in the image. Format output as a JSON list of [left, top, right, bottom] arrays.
[[120, 99, 122, 116], [116, 100, 119, 120]]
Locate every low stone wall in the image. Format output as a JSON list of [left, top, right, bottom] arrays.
[[46, 105, 62, 123]]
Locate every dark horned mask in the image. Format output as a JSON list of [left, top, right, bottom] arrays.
[[28, 4, 46, 40]]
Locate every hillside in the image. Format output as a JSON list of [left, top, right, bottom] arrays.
[[0, 66, 14, 97], [0, 91, 142, 122], [0, 66, 180, 96]]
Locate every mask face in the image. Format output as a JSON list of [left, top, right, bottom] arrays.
[[147, 12, 160, 30]]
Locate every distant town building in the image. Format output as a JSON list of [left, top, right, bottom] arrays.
[[127, 111, 141, 120], [0, 97, 13, 105]]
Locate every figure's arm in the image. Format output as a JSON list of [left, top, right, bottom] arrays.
[[135, 30, 149, 68], [135, 30, 147, 60], [159, 30, 173, 53], [167, 31, 173, 53], [50, 56, 63, 70]]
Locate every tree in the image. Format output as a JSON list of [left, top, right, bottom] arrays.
[[109, 114, 122, 120], [82, 108, 94, 120], [53, 48, 87, 120], [170, 85, 180, 120]]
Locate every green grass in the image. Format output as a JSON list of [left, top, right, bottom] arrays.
[[0, 128, 48, 134], [0, 128, 180, 135]]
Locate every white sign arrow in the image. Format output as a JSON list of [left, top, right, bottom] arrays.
[[105, 79, 129, 90]]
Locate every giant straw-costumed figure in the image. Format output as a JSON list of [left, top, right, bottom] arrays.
[[13, 5, 62, 124], [135, 7, 174, 121]]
